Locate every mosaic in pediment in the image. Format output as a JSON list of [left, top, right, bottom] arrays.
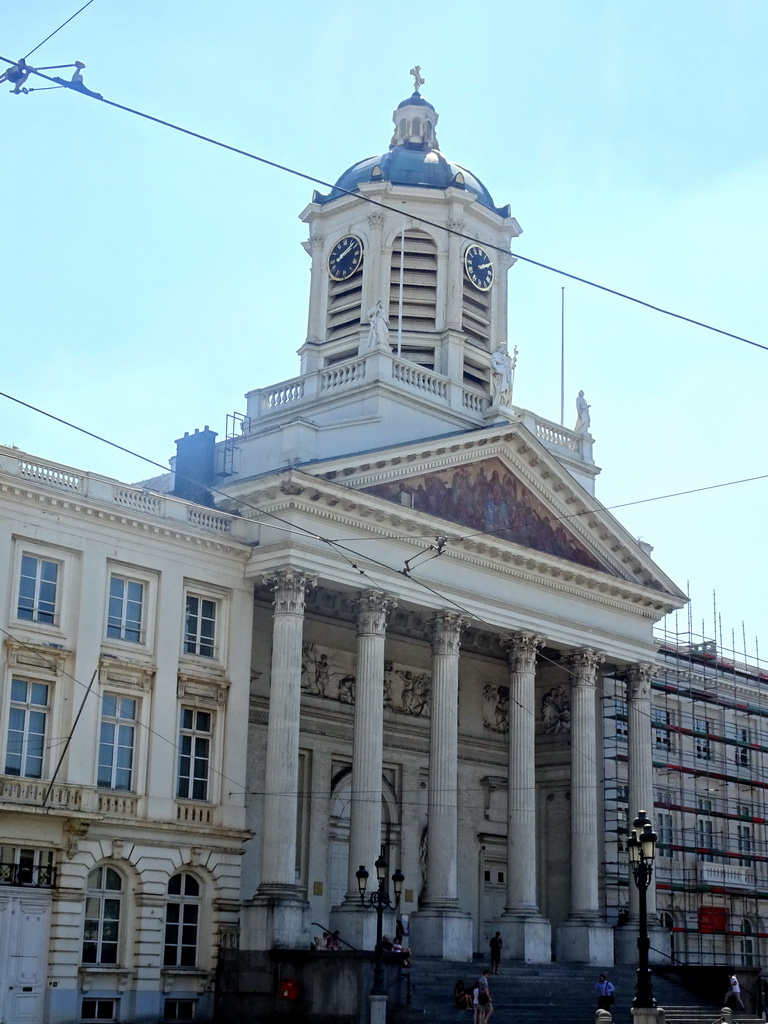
[[364, 458, 604, 571]]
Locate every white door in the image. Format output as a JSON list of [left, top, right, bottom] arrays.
[[0, 891, 50, 1024]]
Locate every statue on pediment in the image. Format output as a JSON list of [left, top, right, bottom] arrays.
[[574, 390, 591, 433], [490, 344, 517, 406], [366, 299, 390, 351]]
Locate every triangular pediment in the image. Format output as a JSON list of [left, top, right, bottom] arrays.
[[362, 456, 606, 573]]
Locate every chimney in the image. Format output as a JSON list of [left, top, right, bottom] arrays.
[[172, 426, 217, 506]]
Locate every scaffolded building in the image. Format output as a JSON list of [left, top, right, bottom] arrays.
[[604, 618, 768, 966]]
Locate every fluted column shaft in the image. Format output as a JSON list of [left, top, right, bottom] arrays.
[[504, 632, 545, 914], [424, 612, 467, 906], [345, 591, 395, 899], [627, 662, 658, 920], [259, 568, 316, 891], [568, 648, 605, 919]]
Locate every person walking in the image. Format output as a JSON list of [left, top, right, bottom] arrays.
[[594, 973, 616, 1010], [477, 968, 493, 1022], [725, 970, 745, 1011], [489, 931, 503, 974]]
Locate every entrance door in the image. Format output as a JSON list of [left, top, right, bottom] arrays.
[[479, 849, 507, 953], [0, 891, 51, 1024]]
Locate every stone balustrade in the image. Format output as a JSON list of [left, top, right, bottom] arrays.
[[0, 448, 246, 539]]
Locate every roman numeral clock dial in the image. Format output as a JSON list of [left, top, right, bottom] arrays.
[[464, 244, 494, 291], [328, 235, 363, 280]]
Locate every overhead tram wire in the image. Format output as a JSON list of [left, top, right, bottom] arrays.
[[1, 57, 765, 355], [22, 0, 97, 62]]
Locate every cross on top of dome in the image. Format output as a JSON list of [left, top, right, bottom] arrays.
[[409, 65, 425, 93]]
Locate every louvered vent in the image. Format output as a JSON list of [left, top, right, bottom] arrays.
[[462, 278, 491, 349], [326, 262, 364, 342], [389, 230, 437, 333]]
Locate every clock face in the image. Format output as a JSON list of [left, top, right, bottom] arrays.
[[328, 235, 363, 281], [464, 244, 494, 291]]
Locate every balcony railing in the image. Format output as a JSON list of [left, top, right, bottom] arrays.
[[0, 861, 56, 887], [0, 449, 247, 540]]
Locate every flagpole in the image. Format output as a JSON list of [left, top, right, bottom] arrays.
[[560, 286, 565, 426]]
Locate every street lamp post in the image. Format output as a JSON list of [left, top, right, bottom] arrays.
[[627, 809, 658, 1010], [356, 855, 404, 1008]]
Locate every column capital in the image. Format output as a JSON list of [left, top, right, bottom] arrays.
[[431, 611, 469, 656], [263, 567, 317, 614], [502, 631, 545, 672], [626, 662, 657, 700], [355, 591, 396, 636], [567, 648, 606, 684]]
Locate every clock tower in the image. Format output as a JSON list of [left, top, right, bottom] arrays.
[[298, 74, 522, 412]]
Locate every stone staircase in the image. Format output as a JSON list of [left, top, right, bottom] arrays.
[[396, 960, 761, 1024]]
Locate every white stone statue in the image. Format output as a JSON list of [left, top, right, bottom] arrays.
[[574, 390, 591, 433], [490, 344, 517, 406], [366, 299, 390, 351]]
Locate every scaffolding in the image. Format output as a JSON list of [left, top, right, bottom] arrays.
[[603, 615, 768, 966]]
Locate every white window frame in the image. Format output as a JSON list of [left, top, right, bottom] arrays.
[[97, 692, 138, 792], [164, 871, 202, 967], [82, 865, 123, 966], [103, 564, 157, 652], [181, 583, 228, 666], [5, 676, 50, 779], [11, 540, 75, 637], [80, 997, 118, 1022], [176, 706, 213, 802]]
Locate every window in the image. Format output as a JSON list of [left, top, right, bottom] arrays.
[[183, 595, 217, 658], [736, 728, 750, 768], [17, 553, 59, 624], [107, 575, 144, 643], [163, 1000, 196, 1021], [5, 678, 48, 778], [741, 919, 755, 967], [82, 866, 122, 965], [81, 999, 117, 1022], [657, 813, 675, 859], [653, 709, 672, 751], [177, 709, 211, 801], [164, 872, 201, 966], [695, 718, 711, 761], [0, 846, 55, 886], [738, 824, 752, 866], [697, 816, 714, 862], [98, 694, 136, 791]]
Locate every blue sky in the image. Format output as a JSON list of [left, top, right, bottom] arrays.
[[2, 1, 766, 656]]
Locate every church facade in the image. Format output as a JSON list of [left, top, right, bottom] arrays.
[[0, 74, 692, 1023], [220, 76, 687, 970]]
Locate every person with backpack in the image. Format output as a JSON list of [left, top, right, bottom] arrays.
[[594, 973, 616, 1010]]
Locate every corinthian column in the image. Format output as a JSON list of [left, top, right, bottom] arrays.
[[423, 611, 467, 906], [258, 568, 317, 894], [345, 591, 396, 901], [409, 611, 473, 960], [503, 631, 545, 914], [568, 649, 605, 918], [627, 662, 658, 921]]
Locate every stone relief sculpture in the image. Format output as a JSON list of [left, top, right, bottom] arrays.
[[300, 642, 430, 715], [574, 390, 591, 433], [483, 683, 509, 733], [541, 685, 571, 734]]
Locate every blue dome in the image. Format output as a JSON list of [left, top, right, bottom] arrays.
[[314, 146, 510, 218], [396, 91, 435, 112]]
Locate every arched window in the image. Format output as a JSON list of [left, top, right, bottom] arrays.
[[411, 116, 421, 137], [82, 866, 122, 964], [164, 872, 201, 967]]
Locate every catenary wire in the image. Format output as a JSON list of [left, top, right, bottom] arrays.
[[1, 57, 765, 354], [22, 0, 97, 61]]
